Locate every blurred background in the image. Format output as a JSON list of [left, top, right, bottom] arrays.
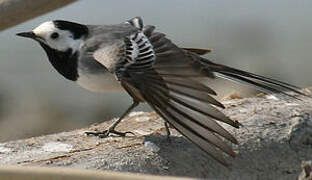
[[0, 0, 311, 142]]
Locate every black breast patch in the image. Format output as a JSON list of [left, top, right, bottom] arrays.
[[39, 42, 79, 81]]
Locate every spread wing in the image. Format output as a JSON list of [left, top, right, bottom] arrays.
[[114, 17, 240, 166], [91, 17, 307, 166]]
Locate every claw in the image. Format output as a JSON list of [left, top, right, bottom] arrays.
[[85, 129, 135, 138], [85, 131, 102, 136], [85, 101, 139, 138]]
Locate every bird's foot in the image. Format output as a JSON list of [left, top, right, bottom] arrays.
[[166, 134, 172, 143], [85, 129, 134, 138], [164, 121, 172, 143]]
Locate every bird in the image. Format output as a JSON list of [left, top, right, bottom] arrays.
[[16, 17, 307, 166]]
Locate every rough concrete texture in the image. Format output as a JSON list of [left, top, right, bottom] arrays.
[[298, 161, 312, 180], [0, 94, 311, 180]]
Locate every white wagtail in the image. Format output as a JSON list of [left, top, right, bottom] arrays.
[[16, 17, 307, 166]]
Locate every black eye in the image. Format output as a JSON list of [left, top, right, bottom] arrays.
[[50, 32, 59, 39]]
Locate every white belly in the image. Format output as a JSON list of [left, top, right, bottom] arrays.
[[76, 72, 124, 93]]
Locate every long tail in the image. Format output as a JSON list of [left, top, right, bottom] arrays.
[[200, 59, 307, 99]]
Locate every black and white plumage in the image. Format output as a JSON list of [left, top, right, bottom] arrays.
[[116, 21, 156, 78], [16, 17, 307, 166]]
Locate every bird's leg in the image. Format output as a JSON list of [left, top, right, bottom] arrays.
[[86, 100, 139, 138], [164, 121, 171, 142]]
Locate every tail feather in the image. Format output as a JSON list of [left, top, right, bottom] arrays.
[[216, 71, 299, 99], [202, 60, 307, 98]]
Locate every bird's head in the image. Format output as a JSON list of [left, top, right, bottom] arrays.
[[16, 20, 88, 81], [16, 20, 88, 53]]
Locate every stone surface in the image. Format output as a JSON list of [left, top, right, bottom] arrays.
[[0, 94, 311, 180], [298, 161, 312, 180]]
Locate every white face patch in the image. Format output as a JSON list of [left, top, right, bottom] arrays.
[[33, 21, 83, 52]]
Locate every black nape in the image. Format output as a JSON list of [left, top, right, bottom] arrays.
[[53, 20, 88, 39]]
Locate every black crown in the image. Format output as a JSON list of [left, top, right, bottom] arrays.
[[53, 20, 88, 39]]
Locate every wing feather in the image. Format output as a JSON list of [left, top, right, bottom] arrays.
[[88, 17, 307, 166], [145, 89, 232, 166]]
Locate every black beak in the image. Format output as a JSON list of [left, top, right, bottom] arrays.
[[16, 31, 37, 39]]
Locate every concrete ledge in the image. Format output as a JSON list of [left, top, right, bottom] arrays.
[[0, 94, 311, 179], [0, 166, 195, 180]]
